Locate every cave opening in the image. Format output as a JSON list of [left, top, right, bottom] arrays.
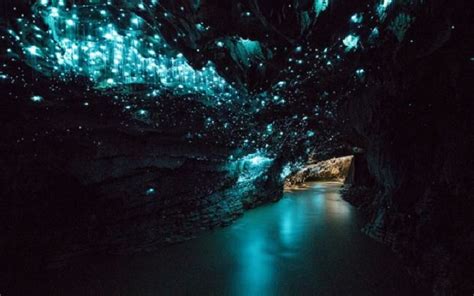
[[1, 0, 473, 295], [284, 155, 354, 189]]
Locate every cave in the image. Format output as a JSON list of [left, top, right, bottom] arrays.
[[0, 0, 473, 295]]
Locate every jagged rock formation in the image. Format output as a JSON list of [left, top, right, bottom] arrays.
[[285, 156, 353, 187]]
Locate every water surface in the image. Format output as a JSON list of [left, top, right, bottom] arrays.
[[45, 182, 418, 295]]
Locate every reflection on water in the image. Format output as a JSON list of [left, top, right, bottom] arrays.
[[42, 182, 418, 295]]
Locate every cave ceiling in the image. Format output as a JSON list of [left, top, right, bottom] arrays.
[[0, 0, 423, 169]]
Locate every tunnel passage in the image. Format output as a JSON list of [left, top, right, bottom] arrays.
[[1, 0, 473, 295], [284, 155, 354, 188]]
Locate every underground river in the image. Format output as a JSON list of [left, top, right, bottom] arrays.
[[39, 182, 420, 295]]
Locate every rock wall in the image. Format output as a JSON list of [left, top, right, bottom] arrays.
[[0, 75, 285, 290], [285, 156, 353, 187], [339, 1, 474, 293]]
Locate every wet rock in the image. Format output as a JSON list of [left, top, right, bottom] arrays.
[[285, 156, 353, 187]]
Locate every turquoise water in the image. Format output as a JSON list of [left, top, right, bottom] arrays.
[[44, 182, 419, 295]]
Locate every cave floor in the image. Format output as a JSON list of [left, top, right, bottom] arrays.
[[35, 182, 421, 295]]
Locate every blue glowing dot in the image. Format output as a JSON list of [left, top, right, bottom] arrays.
[[196, 23, 205, 31], [137, 109, 148, 116], [31, 95, 43, 102], [266, 124, 273, 133], [356, 68, 365, 77], [26, 46, 41, 56], [131, 17, 140, 25], [370, 27, 380, 39], [350, 13, 363, 23], [342, 34, 360, 52], [66, 19, 75, 26], [146, 187, 156, 195], [50, 7, 59, 17]]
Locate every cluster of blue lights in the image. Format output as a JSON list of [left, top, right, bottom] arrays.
[[230, 151, 274, 183], [1, 0, 421, 189], [15, 0, 238, 99]]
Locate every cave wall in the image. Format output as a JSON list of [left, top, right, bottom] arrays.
[[340, 1, 474, 293], [0, 76, 285, 290]]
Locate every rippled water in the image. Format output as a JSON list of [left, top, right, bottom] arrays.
[[42, 182, 419, 295]]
